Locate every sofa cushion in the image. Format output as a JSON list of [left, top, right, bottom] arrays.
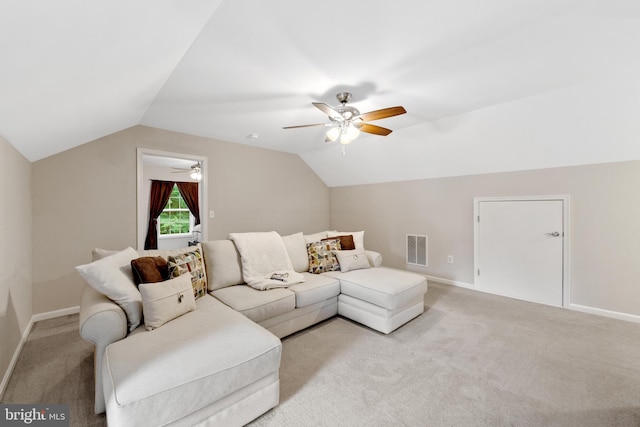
[[229, 231, 302, 291], [76, 247, 142, 331], [282, 232, 309, 273], [130, 256, 168, 285], [288, 273, 341, 308], [200, 240, 244, 291], [92, 248, 120, 261], [307, 240, 341, 274], [324, 267, 427, 310], [167, 249, 208, 299], [103, 295, 281, 427], [138, 244, 204, 261], [333, 249, 370, 273], [139, 274, 196, 330], [303, 231, 330, 244], [212, 285, 295, 323]]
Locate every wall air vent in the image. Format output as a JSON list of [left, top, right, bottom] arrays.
[[406, 234, 428, 267]]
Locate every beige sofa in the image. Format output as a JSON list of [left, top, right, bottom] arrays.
[[78, 231, 427, 426]]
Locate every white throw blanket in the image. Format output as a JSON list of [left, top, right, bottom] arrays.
[[229, 231, 305, 290]]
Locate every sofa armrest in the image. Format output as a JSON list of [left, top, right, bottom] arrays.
[[79, 284, 128, 414], [365, 250, 383, 267]]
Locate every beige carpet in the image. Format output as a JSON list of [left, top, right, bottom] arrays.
[[1, 313, 106, 426], [4, 282, 640, 426]]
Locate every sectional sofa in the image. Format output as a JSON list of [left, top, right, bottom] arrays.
[[77, 231, 428, 426]]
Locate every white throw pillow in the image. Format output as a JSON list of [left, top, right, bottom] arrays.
[[282, 232, 309, 273], [76, 247, 142, 331], [91, 247, 120, 261], [139, 274, 196, 331], [334, 231, 365, 249], [334, 249, 370, 272], [303, 231, 329, 244]]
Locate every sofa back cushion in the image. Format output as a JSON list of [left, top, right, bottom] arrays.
[[200, 240, 244, 291], [281, 232, 309, 273], [138, 245, 202, 260]]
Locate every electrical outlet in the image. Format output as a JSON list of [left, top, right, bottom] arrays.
[[447, 255, 454, 264]]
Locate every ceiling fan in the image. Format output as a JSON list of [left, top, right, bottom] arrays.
[[171, 162, 202, 181], [283, 92, 406, 146]]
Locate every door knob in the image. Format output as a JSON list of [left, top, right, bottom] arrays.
[[545, 232, 560, 237]]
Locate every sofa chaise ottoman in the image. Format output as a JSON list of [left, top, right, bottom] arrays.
[[325, 267, 428, 334], [102, 294, 281, 427]]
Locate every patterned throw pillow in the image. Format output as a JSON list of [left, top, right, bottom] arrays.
[[167, 249, 208, 299], [307, 239, 341, 274]]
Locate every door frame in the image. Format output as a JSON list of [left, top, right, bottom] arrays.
[[136, 147, 209, 250], [473, 195, 571, 308]]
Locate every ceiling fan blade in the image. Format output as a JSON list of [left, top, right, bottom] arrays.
[[283, 123, 326, 129], [356, 106, 406, 122], [357, 123, 393, 136], [312, 102, 344, 121]]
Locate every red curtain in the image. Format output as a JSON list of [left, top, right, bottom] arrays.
[[144, 180, 175, 250], [176, 182, 200, 225]]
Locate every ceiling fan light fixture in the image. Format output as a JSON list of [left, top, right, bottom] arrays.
[[326, 126, 341, 142], [346, 123, 359, 140], [190, 164, 202, 181]]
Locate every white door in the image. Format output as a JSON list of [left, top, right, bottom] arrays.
[[475, 198, 565, 307]]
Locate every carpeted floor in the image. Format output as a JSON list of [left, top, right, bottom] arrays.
[[4, 282, 640, 426], [1, 313, 106, 426]]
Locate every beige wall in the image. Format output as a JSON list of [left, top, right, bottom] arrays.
[[32, 125, 330, 314], [0, 136, 32, 387], [25, 124, 640, 319], [330, 160, 640, 317]]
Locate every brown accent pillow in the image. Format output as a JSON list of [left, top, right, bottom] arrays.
[[323, 235, 356, 250], [131, 256, 169, 285]]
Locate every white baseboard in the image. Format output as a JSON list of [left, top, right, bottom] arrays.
[[425, 275, 475, 289], [569, 303, 640, 324], [0, 318, 33, 400], [32, 305, 79, 322], [426, 274, 640, 324], [0, 305, 80, 399]]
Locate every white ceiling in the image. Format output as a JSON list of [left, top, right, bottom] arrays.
[[2, 0, 640, 186]]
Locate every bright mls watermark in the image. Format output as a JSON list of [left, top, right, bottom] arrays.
[[0, 404, 68, 426]]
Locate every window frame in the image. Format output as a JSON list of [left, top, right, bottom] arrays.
[[157, 184, 195, 239]]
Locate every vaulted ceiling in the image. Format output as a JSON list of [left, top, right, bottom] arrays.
[[2, 0, 640, 186]]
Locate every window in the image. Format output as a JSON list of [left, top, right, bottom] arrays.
[[159, 185, 194, 236]]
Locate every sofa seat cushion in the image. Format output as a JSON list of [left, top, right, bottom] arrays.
[[212, 285, 295, 323], [323, 267, 427, 310], [287, 273, 340, 308], [102, 295, 281, 426]]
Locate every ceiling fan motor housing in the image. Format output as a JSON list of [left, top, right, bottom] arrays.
[[336, 92, 352, 104]]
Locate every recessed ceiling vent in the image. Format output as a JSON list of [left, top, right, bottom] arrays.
[[406, 234, 428, 267]]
